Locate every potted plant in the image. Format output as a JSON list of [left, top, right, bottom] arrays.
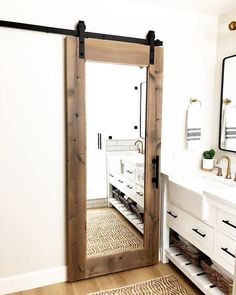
[[202, 149, 215, 171]]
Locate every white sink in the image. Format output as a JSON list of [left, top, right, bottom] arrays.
[[120, 153, 144, 166], [168, 174, 236, 220]]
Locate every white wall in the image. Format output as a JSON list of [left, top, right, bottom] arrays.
[[213, 7, 236, 170], [86, 63, 144, 199], [0, 0, 218, 288]]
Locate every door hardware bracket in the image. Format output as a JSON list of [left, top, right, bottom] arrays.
[[147, 30, 155, 65], [0, 20, 163, 64], [77, 21, 86, 59]]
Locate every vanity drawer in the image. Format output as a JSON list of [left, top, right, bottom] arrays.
[[166, 202, 186, 229], [218, 209, 236, 239], [215, 231, 236, 266], [123, 179, 136, 198], [109, 173, 125, 190], [124, 165, 136, 182], [186, 215, 214, 250], [136, 167, 144, 187], [135, 184, 144, 208], [109, 173, 119, 186]]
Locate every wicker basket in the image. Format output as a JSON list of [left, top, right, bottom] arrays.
[[201, 259, 233, 295], [112, 189, 121, 201], [130, 204, 144, 222], [170, 236, 203, 266]]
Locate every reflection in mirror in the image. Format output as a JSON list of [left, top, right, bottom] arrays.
[[140, 81, 146, 139], [220, 55, 236, 152], [86, 62, 147, 257]]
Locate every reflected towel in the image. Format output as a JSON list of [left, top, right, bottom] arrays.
[[221, 105, 236, 150], [186, 104, 202, 150]]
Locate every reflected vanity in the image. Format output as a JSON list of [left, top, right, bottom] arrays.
[[219, 55, 236, 152], [86, 63, 147, 258]]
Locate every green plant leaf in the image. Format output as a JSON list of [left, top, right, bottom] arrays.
[[209, 149, 215, 159], [203, 149, 215, 159]]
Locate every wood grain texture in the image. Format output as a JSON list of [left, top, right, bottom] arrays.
[[144, 46, 163, 265], [66, 36, 164, 281], [66, 37, 86, 282], [85, 39, 149, 66], [10, 263, 203, 295]]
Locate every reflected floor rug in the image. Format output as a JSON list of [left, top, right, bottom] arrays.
[[87, 276, 189, 295], [87, 208, 143, 257]]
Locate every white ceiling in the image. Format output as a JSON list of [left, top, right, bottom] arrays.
[[133, 0, 236, 15]]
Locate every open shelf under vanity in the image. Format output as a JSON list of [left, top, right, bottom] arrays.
[[166, 245, 225, 295], [109, 197, 144, 234]]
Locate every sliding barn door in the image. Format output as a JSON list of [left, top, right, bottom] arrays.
[[66, 37, 163, 282]]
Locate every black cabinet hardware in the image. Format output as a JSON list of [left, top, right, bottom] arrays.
[[109, 174, 114, 177], [221, 247, 235, 258], [126, 170, 133, 174], [196, 272, 206, 276], [167, 211, 177, 218], [137, 192, 143, 196], [209, 285, 216, 288], [118, 180, 123, 183], [192, 228, 206, 238], [126, 185, 133, 189], [152, 156, 159, 189], [222, 220, 236, 229]]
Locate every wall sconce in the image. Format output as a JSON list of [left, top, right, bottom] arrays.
[[229, 21, 236, 30]]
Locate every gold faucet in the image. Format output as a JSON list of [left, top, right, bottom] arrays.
[[134, 140, 144, 154], [216, 155, 231, 179]]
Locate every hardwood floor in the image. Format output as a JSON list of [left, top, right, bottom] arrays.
[[11, 262, 203, 295]]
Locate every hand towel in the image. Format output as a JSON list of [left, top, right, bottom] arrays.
[[221, 105, 236, 150], [186, 103, 202, 150]]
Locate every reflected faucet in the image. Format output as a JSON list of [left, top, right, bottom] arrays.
[[216, 155, 231, 179], [135, 140, 144, 154]]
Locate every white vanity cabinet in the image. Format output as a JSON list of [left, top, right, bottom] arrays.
[[161, 174, 236, 295], [107, 152, 145, 233]]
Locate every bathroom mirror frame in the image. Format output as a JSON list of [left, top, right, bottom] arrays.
[[219, 54, 236, 153], [66, 37, 163, 282]]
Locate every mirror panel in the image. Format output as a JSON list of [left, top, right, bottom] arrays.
[[219, 55, 236, 152], [86, 62, 147, 258], [140, 81, 146, 139]]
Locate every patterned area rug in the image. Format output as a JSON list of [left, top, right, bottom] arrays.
[[87, 276, 189, 295], [87, 209, 143, 257]]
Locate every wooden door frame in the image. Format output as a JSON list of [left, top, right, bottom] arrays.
[[66, 37, 163, 282]]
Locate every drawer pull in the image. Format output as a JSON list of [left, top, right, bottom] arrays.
[[221, 247, 235, 258], [126, 170, 133, 174], [167, 211, 177, 218], [110, 174, 114, 177], [126, 185, 133, 189], [118, 180, 123, 183], [192, 228, 206, 238], [137, 192, 143, 196], [222, 220, 236, 229]]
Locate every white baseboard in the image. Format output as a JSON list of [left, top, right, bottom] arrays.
[[0, 266, 67, 295]]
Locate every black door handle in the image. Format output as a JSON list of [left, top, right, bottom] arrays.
[[192, 228, 206, 238], [97, 133, 100, 149], [152, 155, 159, 189], [97, 133, 102, 150], [221, 247, 235, 258]]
